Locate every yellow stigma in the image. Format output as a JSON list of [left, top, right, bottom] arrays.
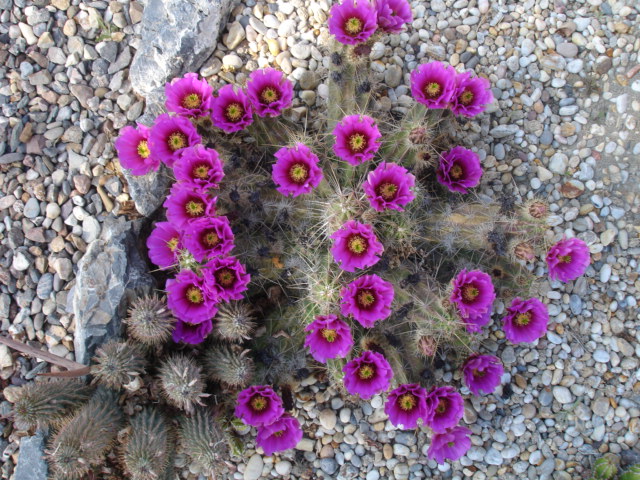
[[348, 133, 366, 152], [225, 102, 244, 122], [250, 395, 267, 411], [347, 235, 368, 254], [450, 164, 463, 179], [447, 441, 455, 448], [460, 89, 474, 105], [461, 284, 479, 302], [398, 394, 416, 411], [168, 132, 187, 151], [273, 430, 284, 437], [358, 365, 375, 380], [376, 182, 398, 200], [192, 163, 210, 179], [137, 140, 150, 159], [167, 237, 179, 252], [424, 81, 442, 98], [435, 399, 447, 414], [203, 230, 220, 247], [356, 289, 375, 308], [216, 268, 235, 287], [288, 163, 309, 183], [558, 254, 572, 264], [321, 328, 337, 342], [472, 368, 486, 378], [182, 93, 202, 109], [185, 286, 204, 304], [514, 312, 532, 326], [260, 86, 279, 104], [185, 200, 205, 217], [345, 16, 363, 35]]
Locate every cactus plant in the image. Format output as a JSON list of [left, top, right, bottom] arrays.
[[158, 354, 208, 413], [11, 378, 93, 430], [591, 453, 620, 480], [201, 343, 255, 388], [178, 407, 228, 475], [620, 465, 640, 480], [214, 301, 256, 342], [124, 294, 175, 347], [90, 340, 147, 389]]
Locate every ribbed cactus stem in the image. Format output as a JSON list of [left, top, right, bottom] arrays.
[[158, 354, 208, 413], [125, 294, 175, 347], [122, 407, 173, 480], [202, 344, 255, 389], [178, 407, 227, 475], [90, 340, 147, 389]]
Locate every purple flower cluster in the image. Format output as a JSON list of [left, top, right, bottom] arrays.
[[235, 385, 303, 455], [328, 0, 412, 45], [411, 61, 494, 117]]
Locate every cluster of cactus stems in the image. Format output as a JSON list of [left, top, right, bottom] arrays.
[[6, 0, 595, 474], [590, 454, 640, 480]]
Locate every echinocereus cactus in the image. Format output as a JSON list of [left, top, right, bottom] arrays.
[[124, 294, 176, 347], [427, 426, 472, 464], [202, 343, 255, 388], [214, 301, 256, 342], [591, 454, 620, 479], [158, 354, 208, 413], [90, 340, 147, 389], [383, 383, 428, 429], [178, 407, 227, 475]]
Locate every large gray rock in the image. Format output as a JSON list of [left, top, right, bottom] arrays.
[[69, 216, 155, 364], [14, 430, 47, 480], [130, 0, 235, 102], [122, 164, 171, 217]]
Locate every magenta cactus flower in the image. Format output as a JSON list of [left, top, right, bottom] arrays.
[[427, 426, 472, 464], [328, 0, 378, 45], [332, 114, 381, 166], [165, 72, 214, 118], [173, 146, 225, 190], [330, 220, 384, 272], [546, 237, 590, 282], [436, 147, 483, 194], [502, 297, 549, 343], [272, 143, 324, 197], [410, 62, 457, 109], [363, 162, 415, 212], [181, 216, 235, 262], [424, 386, 464, 433], [146, 221, 182, 269], [148, 113, 201, 167], [340, 274, 394, 327], [202, 256, 250, 301], [384, 383, 428, 429], [166, 270, 219, 323], [211, 84, 253, 133], [462, 309, 492, 334], [114, 124, 160, 175], [172, 318, 213, 345], [164, 184, 217, 227], [235, 385, 285, 427], [256, 414, 303, 455], [304, 315, 354, 363], [342, 350, 393, 399], [246, 68, 294, 117], [374, 0, 413, 33], [462, 353, 503, 396], [450, 269, 495, 320], [450, 71, 494, 117]]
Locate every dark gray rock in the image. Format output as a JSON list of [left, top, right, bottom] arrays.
[[14, 429, 47, 480], [69, 216, 155, 364]]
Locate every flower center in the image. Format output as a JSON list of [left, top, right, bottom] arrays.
[[288, 162, 310, 184], [321, 328, 337, 342], [375, 182, 398, 200], [461, 284, 479, 302], [182, 93, 202, 109], [215, 268, 236, 287], [168, 131, 187, 151], [398, 394, 416, 411], [472, 368, 486, 378], [357, 364, 375, 380], [558, 254, 572, 264], [435, 399, 447, 414], [185, 286, 204, 305], [137, 140, 150, 159], [225, 102, 244, 122], [347, 234, 368, 255], [344, 17, 363, 35], [185, 199, 205, 218], [348, 133, 367, 153], [167, 237, 180, 252], [447, 441, 455, 448], [273, 430, 284, 437], [424, 81, 442, 99], [250, 395, 267, 411], [192, 163, 211, 180], [460, 89, 474, 105], [356, 289, 376, 309], [515, 312, 532, 326], [260, 86, 280, 104], [202, 230, 220, 248], [450, 164, 463, 179]]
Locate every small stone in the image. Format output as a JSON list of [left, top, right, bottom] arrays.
[[595, 56, 613, 74], [537, 166, 553, 181], [592, 397, 610, 417], [393, 444, 410, 457], [275, 461, 291, 476], [224, 22, 245, 50], [51, 257, 73, 280], [600, 229, 616, 246], [593, 350, 610, 363], [557, 43, 578, 57], [320, 458, 338, 475], [560, 180, 585, 198], [244, 454, 263, 480], [23, 198, 41, 218], [296, 438, 314, 452], [553, 386, 573, 404], [222, 54, 243, 71], [485, 447, 503, 465], [319, 409, 337, 430], [490, 124, 520, 138], [549, 153, 568, 174], [12, 252, 31, 271]]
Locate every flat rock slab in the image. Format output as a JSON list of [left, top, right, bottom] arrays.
[[14, 430, 47, 480]]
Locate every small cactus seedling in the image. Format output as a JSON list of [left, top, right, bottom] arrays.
[[48, 388, 123, 480], [202, 343, 255, 389], [11, 378, 93, 430], [158, 354, 208, 413], [214, 301, 256, 342], [619, 465, 640, 480], [91, 340, 147, 389], [178, 407, 228, 475], [121, 407, 174, 480], [591, 453, 620, 480], [125, 294, 175, 347]]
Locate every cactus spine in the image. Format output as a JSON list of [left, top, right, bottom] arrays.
[[202, 344, 255, 388]]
